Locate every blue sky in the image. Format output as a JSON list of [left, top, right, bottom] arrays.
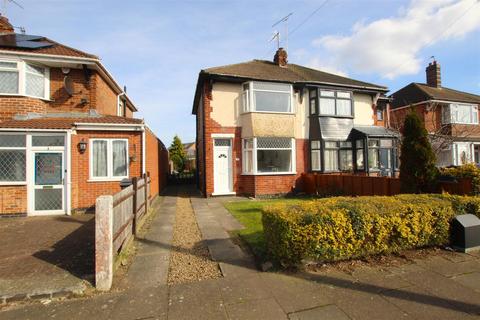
[[6, 0, 480, 145]]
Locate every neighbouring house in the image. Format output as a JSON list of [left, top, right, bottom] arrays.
[[390, 60, 480, 167], [192, 48, 399, 197], [183, 142, 196, 172], [0, 15, 168, 216]]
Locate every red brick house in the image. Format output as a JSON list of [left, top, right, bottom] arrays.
[[390, 60, 480, 167], [0, 16, 168, 216], [192, 48, 398, 197]]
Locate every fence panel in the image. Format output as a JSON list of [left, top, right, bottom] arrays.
[[301, 173, 472, 197], [95, 173, 152, 291]]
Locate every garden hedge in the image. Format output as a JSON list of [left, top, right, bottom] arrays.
[[262, 194, 480, 266]]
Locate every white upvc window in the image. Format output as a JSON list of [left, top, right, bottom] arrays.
[[242, 137, 295, 174], [117, 98, 126, 117], [0, 60, 49, 99], [242, 81, 293, 113], [443, 103, 479, 125], [0, 133, 26, 184], [90, 139, 129, 180]]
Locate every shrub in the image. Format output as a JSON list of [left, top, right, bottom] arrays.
[[440, 163, 480, 195], [400, 110, 438, 193], [262, 194, 464, 266]]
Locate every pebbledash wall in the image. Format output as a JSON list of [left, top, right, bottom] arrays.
[[198, 81, 379, 197]]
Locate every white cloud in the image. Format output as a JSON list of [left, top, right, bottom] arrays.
[[307, 57, 348, 77], [312, 0, 480, 79]]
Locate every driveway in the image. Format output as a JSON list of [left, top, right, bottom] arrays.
[[0, 214, 94, 301]]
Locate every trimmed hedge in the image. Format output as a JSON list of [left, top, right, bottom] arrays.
[[440, 163, 480, 195], [262, 194, 480, 266]]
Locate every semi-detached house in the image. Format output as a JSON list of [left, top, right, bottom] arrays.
[[193, 48, 399, 197], [0, 16, 168, 216], [390, 60, 480, 167]]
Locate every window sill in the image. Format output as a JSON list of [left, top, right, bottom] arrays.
[[317, 114, 354, 119], [0, 93, 52, 102], [0, 181, 27, 186], [241, 111, 295, 115], [241, 172, 297, 176], [88, 178, 127, 183]]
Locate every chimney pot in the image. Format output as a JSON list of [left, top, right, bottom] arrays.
[[426, 60, 441, 88], [0, 16, 15, 35], [274, 48, 288, 67]]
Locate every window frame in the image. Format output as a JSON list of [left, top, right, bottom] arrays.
[[241, 137, 296, 175], [443, 103, 479, 125], [242, 81, 294, 114], [312, 88, 354, 117], [89, 138, 129, 181], [376, 108, 384, 121], [0, 59, 50, 100], [117, 98, 126, 117], [0, 132, 27, 185], [367, 139, 396, 173]]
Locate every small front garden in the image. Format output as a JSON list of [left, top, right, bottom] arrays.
[[225, 194, 480, 268]]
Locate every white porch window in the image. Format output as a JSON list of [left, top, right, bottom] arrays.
[[0, 134, 26, 183], [90, 139, 129, 180], [242, 137, 295, 174], [242, 81, 293, 113]]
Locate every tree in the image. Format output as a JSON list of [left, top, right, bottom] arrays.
[[400, 109, 438, 193], [169, 135, 187, 173]]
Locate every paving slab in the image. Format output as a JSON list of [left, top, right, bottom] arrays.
[[225, 297, 287, 320], [288, 304, 350, 320], [415, 256, 480, 277], [108, 286, 168, 320], [452, 272, 480, 293], [168, 279, 227, 320], [219, 274, 271, 305]]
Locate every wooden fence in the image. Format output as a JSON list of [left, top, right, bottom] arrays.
[[95, 173, 152, 291], [302, 173, 472, 197]]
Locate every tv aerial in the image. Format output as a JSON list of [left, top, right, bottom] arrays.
[[1, 0, 24, 16], [272, 12, 293, 50]]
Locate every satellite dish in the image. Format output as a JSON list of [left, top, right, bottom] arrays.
[[63, 76, 79, 96]]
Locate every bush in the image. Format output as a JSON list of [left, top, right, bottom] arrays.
[[262, 194, 478, 266], [440, 163, 480, 195]]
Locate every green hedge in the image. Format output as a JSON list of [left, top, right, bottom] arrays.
[[262, 194, 480, 266], [440, 163, 480, 194]]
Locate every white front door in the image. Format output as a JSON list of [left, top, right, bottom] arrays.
[[213, 138, 233, 195], [32, 151, 65, 215]]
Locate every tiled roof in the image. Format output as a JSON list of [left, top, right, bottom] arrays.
[[0, 116, 143, 129], [203, 59, 387, 90], [0, 33, 97, 59], [390, 83, 480, 108]]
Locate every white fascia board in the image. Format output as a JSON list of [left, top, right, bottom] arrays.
[[211, 133, 235, 138], [0, 128, 70, 132], [75, 123, 144, 131]]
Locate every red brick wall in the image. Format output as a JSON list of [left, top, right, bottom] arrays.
[[145, 127, 169, 197], [0, 186, 26, 215], [71, 131, 142, 211], [0, 68, 133, 122]]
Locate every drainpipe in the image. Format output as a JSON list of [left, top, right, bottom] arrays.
[[116, 91, 126, 116], [141, 126, 146, 175]]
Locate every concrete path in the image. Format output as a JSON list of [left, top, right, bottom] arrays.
[[2, 187, 480, 320]]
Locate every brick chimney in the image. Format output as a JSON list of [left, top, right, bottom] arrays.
[[426, 60, 441, 88], [274, 47, 288, 67], [0, 15, 14, 34]]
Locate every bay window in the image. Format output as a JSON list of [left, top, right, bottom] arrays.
[[356, 140, 365, 170], [242, 81, 292, 113], [0, 60, 49, 99], [0, 134, 26, 183], [242, 137, 295, 174], [310, 141, 321, 170], [90, 139, 128, 180], [339, 142, 353, 171], [443, 103, 479, 125], [324, 142, 339, 171]]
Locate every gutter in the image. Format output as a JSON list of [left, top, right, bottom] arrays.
[[391, 99, 480, 112]]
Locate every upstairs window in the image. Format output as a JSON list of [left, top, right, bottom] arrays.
[[0, 61, 19, 94], [376, 108, 384, 121], [117, 98, 126, 117], [0, 60, 49, 99], [443, 104, 479, 125], [242, 81, 292, 113], [318, 90, 352, 116]]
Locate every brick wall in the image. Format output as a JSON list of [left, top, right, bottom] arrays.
[[0, 186, 26, 215], [71, 131, 142, 211], [0, 67, 133, 122], [145, 127, 169, 197]]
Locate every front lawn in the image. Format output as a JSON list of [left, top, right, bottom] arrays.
[[224, 199, 302, 262]]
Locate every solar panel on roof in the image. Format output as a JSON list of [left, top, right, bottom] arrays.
[[0, 33, 53, 49]]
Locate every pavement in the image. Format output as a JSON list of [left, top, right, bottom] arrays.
[[1, 186, 480, 319], [0, 214, 94, 303]]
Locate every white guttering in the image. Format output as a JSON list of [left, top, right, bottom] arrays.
[[74, 123, 144, 131], [392, 99, 479, 112], [0, 128, 70, 132]]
